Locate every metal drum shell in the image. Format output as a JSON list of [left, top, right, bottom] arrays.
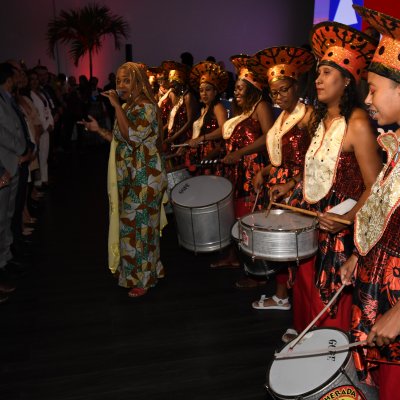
[[238, 209, 318, 262], [165, 168, 191, 214], [266, 328, 378, 400], [231, 220, 285, 277], [171, 175, 235, 253]]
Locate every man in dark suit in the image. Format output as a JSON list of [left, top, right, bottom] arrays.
[[0, 62, 28, 300]]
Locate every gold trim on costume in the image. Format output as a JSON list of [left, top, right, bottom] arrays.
[[157, 88, 171, 108], [167, 95, 184, 133], [192, 107, 208, 139], [222, 99, 261, 140], [266, 102, 306, 166], [355, 133, 400, 255], [303, 117, 347, 203]]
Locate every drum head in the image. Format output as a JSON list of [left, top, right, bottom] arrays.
[[241, 209, 315, 231], [268, 328, 349, 397], [171, 175, 232, 208], [231, 221, 239, 241]]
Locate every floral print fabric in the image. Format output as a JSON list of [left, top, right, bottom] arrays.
[[113, 102, 167, 289]]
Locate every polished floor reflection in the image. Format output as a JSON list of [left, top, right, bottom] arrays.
[[0, 145, 290, 400]]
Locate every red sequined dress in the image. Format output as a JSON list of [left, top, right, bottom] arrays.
[[184, 111, 221, 175], [160, 97, 172, 132], [351, 132, 400, 383], [167, 97, 191, 145], [293, 151, 364, 332], [267, 125, 310, 200], [222, 117, 267, 217]]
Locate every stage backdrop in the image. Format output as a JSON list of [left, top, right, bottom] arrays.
[[314, 0, 400, 29], [0, 0, 315, 86]]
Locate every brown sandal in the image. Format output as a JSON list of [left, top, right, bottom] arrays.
[[128, 288, 147, 298]]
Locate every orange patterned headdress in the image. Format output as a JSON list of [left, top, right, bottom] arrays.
[[189, 61, 229, 93], [248, 46, 315, 83], [311, 21, 378, 82], [354, 5, 400, 83], [230, 54, 266, 91], [161, 60, 187, 84]]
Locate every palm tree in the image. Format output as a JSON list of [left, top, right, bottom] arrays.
[[47, 3, 129, 78]]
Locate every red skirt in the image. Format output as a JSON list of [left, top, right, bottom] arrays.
[[292, 256, 352, 333]]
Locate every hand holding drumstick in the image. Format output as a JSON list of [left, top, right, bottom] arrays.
[[271, 202, 352, 226]]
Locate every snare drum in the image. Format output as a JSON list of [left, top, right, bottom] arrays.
[[165, 168, 190, 213], [239, 209, 318, 262], [231, 220, 283, 277], [167, 168, 190, 195], [171, 175, 235, 252], [267, 328, 377, 400]]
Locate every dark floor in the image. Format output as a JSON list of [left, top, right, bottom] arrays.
[[0, 144, 292, 400]]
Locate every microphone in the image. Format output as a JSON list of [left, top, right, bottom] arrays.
[[103, 89, 123, 97]]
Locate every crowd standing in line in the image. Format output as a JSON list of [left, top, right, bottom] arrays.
[[2, 5, 400, 398]]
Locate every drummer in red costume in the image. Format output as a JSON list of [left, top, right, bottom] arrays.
[[209, 54, 274, 272], [340, 6, 400, 398], [163, 61, 199, 146], [221, 54, 274, 217], [157, 62, 173, 131], [177, 61, 229, 173], [293, 22, 382, 336], [247, 46, 315, 311]]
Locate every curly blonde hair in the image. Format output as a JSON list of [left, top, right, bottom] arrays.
[[118, 62, 163, 140]]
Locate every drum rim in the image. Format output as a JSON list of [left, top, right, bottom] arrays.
[[238, 249, 317, 262], [239, 210, 316, 233], [171, 175, 233, 208], [266, 327, 352, 398]]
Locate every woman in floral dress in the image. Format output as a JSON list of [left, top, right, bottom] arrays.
[[81, 62, 167, 298]]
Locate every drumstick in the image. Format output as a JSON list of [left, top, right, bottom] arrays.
[[251, 190, 260, 213], [171, 142, 204, 148], [271, 202, 352, 226], [275, 340, 368, 359], [289, 284, 346, 350], [265, 190, 279, 217]]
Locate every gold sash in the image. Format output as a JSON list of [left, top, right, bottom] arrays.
[[303, 117, 347, 204], [222, 98, 261, 139], [157, 88, 171, 108], [355, 132, 400, 255], [266, 102, 306, 166], [192, 106, 208, 139], [167, 95, 184, 132]]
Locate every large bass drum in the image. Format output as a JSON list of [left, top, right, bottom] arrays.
[[171, 175, 235, 253]]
